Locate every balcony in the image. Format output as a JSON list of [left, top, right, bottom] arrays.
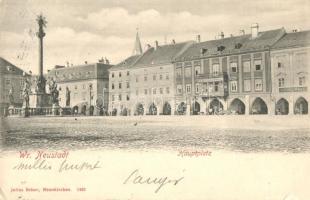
[[196, 72, 229, 98], [196, 72, 228, 82]]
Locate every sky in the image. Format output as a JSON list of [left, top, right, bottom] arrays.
[[0, 0, 309, 75]]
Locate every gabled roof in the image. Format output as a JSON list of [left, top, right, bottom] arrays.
[[271, 30, 310, 50], [134, 41, 193, 67], [0, 57, 28, 75], [110, 55, 141, 71], [175, 28, 285, 61]]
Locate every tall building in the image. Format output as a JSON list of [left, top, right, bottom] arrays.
[[173, 25, 286, 115], [47, 62, 112, 115], [109, 36, 193, 115], [0, 57, 29, 116], [271, 30, 310, 115]]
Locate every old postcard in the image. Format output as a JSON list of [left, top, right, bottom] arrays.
[[0, 0, 310, 199]]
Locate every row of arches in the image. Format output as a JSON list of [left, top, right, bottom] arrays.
[[72, 105, 95, 115], [177, 97, 308, 115], [110, 97, 308, 116], [111, 102, 173, 116]]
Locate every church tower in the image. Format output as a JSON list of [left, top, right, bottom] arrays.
[[132, 30, 142, 56]]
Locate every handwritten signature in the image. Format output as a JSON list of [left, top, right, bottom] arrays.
[[123, 169, 184, 193]]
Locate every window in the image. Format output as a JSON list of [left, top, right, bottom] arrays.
[[230, 62, 238, 73], [126, 82, 130, 88], [153, 88, 156, 94], [159, 74, 163, 80], [144, 75, 147, 81], [153, 74, 156, 81], [214, 82, 219, 92], [195, 83, 201, 93], [112, 73, 114, 78], [75, 85, 77, 90], [212, 64, 220, 76], [230, 81, 237, 92], [112, 95, 115, 101], [136, 76, 139, 82], [119, 94, 122, 101], [166, 74, 169, 80], [160, 88, 163, 94], [111, 83, 115, 90], [186, 84, 191, 93], [119, 72, 122, 77], [119, 83, 122, 89], [185, 67, 191, 78], [244, 79, 251, 92], [5, 79, 10, 85], [177, 85, 182, 94], [254, 79, 263, 91], [254, 60, 262, 71], [166, 87, 170, 94], [176, 68, 182, 78], [127, 71, 130, 76], [194, 66, 201, 76], [20, 79, 24, 87], [243, 61, 251, 72], [299, 76, 306, 86], [126, 94, 130, 101], [144, 89, 148, 95], [278, 78, 285, 87], [277, 62, 282, 68]]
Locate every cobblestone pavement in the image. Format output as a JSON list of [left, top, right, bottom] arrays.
[[1, 116, 310, 152]]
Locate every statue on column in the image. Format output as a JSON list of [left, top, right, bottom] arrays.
[[49, 79, 59, 105], [23, 78, 31, 108], [65, 86, 71, 107]]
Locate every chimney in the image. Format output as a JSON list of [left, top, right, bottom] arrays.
[[219, 32, 224, 39], [251, 23, 259, 38], [172, 39, 176, 44], [145, 44, 151, 51], [155, 40, 159, 50], [239, 30, 245, 35], [196, 35, 201, 43]]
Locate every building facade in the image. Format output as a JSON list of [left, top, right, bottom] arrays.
[[109, 39, 193, 115], [271, 30, 310, 115], [0, 57, 29, 116], [47, 62, 112, 115], [173, 25, 286, 115]]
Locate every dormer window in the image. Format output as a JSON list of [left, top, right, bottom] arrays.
[[235, 43, 242, 49], [217, 46, 225, 52], [200, 48, 208, 55]]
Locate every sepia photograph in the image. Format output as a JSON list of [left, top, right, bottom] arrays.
[[0, 0, 310, 199]]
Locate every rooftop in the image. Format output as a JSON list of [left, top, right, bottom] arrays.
[[0, 57, 28, 76], [175, 28, 286, 61], [272, 30, 310, 50]]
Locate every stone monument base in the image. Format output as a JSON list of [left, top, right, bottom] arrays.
[[29, 93, 51, 109]]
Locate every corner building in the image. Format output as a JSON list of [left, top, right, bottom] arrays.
[[47, 62, 112, 115], [270, 30, 310, 115], [174, 25, 286, 115]]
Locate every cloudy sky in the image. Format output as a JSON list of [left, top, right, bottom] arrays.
[[0, 0, 309, 74]]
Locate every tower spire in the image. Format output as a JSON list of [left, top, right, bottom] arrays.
[[132, 28, 142, 55]]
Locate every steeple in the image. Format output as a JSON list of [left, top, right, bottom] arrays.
[[132, 29, 142, 55]]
